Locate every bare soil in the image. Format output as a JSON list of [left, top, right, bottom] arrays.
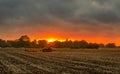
[[0, 48, 120, 74]]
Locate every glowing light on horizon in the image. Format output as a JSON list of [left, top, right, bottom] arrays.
[[46, 38, 65, 43], [31, 35, 120, 46], [47, 38, 56, 43]]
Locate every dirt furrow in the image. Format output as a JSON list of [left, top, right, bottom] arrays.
[[7, 52, 116, 74], [0, 61, 10, 74], [0, 51, 55, 74], [0, 52, 26, 74], [7, 52, 83, 74], [16, 52, 119, 74], [0, 48, 120, 74], [41, 53, 120, 71]]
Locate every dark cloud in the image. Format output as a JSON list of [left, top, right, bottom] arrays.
[[83, 10, 120, 23], [0, 0, 120, 40], [0, 0, 120, 23]]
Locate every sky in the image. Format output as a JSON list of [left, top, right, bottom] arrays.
[[0, 0, 120, 45]]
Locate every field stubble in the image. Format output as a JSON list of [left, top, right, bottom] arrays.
[[0, 48, 120, 74]]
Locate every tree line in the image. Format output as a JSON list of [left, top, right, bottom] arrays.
[[0, 35, 117, 49]]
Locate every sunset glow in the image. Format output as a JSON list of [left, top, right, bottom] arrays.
[[45, 38, 65, 43], [0, 0, 120, 46], [30, 35, 120, 46], [47, 38, 56, 43], [0, 0, 120, 73]]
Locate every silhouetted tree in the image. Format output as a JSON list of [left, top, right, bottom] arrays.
[[52, 41, 62, 48], [105, 43, 116, 48], [71, 40, 88, 49], [1, 35, 117, 49], [18, 35, 31, 48], [72, 41, 80, 49], [19, 35, 30, 42], [63, 40, 73, 48], [99, 43, 105, 48], [0, 39, 7, 48], [79, 40, 88, 48], [87, 43, 99, 49], [38, 40, 47, 48], [6, 40, 19, 47], [30, 40, 38, 48]]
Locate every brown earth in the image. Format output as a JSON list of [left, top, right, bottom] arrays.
[[0, 48, 120, 74]]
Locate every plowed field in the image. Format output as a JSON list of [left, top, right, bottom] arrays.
[[0, 48, 120, 74]]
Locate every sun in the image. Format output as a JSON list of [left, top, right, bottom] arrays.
[[47, 38, 56, 43], [46, 38, 65, 43]]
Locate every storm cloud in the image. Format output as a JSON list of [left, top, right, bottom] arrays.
[[0, 0, 120, 41]]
